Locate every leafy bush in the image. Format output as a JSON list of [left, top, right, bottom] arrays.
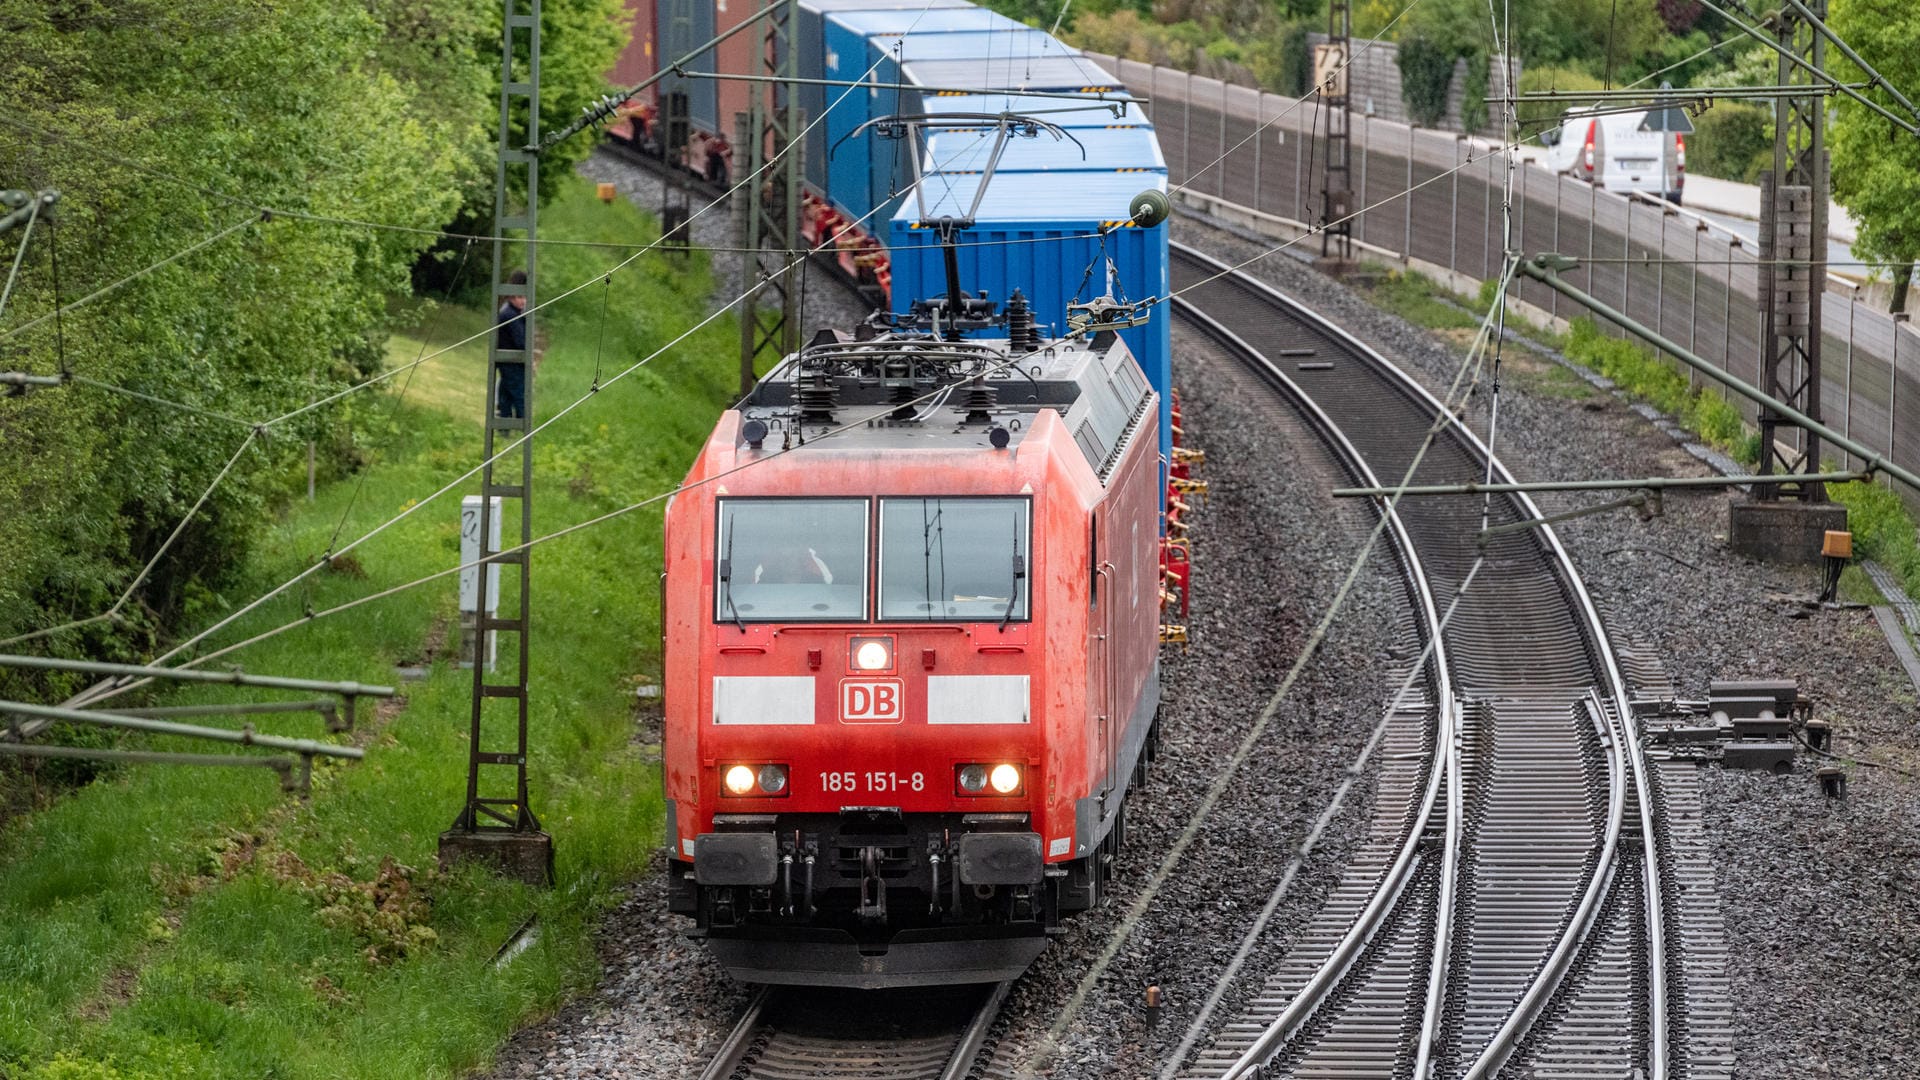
[[1252, 17, 1313, 97], [1460, 48, 1489, 133], [1690, 102, 1773, 183], [1398, 34, 1456, 127]]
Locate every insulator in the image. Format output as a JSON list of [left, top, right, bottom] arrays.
[[1005, 289, 1041, 354], [963, 378, 997, 425], [889, 382, 918, 422], [798, 369, 837, 423]]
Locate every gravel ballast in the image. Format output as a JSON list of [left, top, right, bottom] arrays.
[[1174, 209, 1920, 1079], [485, 179, 1920, 1077]]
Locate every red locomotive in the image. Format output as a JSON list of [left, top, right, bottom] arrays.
[[661, 300, 1166, 986]]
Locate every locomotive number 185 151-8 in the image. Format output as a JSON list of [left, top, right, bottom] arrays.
[[820, 770, 926, 794]]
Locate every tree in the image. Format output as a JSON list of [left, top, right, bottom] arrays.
[[1828, 0, 1920, 312], [0, 0, 619, 656]]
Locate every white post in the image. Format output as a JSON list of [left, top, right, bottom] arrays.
[[459, 495, 503, 671]]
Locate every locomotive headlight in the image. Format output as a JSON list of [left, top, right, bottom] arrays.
[[989, 763, 1022, 794], [957, 763, 989, 794], [723, 764, 757, 795], [853, 637, 892, 671], [757, 763, 789, 794]]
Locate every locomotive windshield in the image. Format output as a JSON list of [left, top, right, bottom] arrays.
[[878, 497, 1030, 622], [715, 498, 868, 622]]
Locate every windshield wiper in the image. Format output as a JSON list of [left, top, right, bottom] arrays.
[[720, 518, 745, 634], [999, 517, 1025, 632], [922, 505, 942, 622]]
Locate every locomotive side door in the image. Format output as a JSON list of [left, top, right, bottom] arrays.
[[1091, 513, 1116, 812]]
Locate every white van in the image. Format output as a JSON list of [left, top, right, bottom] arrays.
[[1541, 104, 1690, 204]]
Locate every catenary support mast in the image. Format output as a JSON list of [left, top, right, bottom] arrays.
[[737, 0, 803, 393], [441, 0, 553, 884]]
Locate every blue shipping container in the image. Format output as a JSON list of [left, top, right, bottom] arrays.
[[795, 0, 974, 194], [887, 172, 1172, 466], [819, 14, 1029, 222], [920, 124, 1165, 176]]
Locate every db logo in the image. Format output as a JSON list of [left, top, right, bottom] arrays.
[[840, 679, 904, 724]]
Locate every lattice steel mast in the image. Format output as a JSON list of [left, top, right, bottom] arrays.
[[1756, 0, 1829, 501], [737, 0, 803, 394], [440, 0, 553, 884], [1320, 0, 1353, 260]]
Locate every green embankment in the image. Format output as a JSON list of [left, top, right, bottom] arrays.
[[1358, 266, 1920, 608], [0, 177, 735, 1079]]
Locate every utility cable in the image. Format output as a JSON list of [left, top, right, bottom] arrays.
[[1, 213, 262, 342], [322, 237, 477, 556], [1170, 0, 1426, 198], [65, 66, 1002, 698], [91, 100, 1566, 693], [64, 374, 261, 431], [1694, 0, 1920, 137], [94, 325, 1093, 683], [37, 98, 1558, 675], [18, 6, 937, 673], [1021, 257, 1522, 1080]]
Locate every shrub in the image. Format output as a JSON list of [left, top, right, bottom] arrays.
[[1460, 48, 1489, 134], [1689, 102, 1773, 183], [1832, 480, 1920, 601], [1398, 34, 1455, 127]]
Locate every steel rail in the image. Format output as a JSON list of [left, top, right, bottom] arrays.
[[1259, 248, 1660, 1080], [698, 987, 772, 1080], [1167, 242, 1666, 1078], [697, 981, 1007, 1080], [939, 979, 1013, 1080], [1294, 264, 1664, 1080], [1169, 245, 1458, 1078]]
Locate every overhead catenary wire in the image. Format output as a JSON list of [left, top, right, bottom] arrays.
[[1170, 0, 1427, 198], [93, 323, 1097, 684], [68, 73, 1592, 698], [1694, 0, 1920, 137], [57, 14, 1024, 698], [5, 1, 943, 666], [18, 78, 1594, 673], [1, 212, 263, 342], [1019, 254, 1525, 1080], [321, 237, 477, 557], [0, 118, 1115, 258]]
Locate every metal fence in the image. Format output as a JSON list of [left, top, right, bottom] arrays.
[[1094, 54, 1920, 490]]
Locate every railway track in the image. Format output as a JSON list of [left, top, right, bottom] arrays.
[[600, 139, 733, 208], [1164, 242, 1708, 1080], [597, 140, 889, 310], [699, 981, 1010, 1080]]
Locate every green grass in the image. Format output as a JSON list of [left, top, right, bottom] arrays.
[[1838, 563, 1886, 608], [0, 174, 738, 1079], [1833, 479, 1920, 603], [1560, 319, 1756, 463], [1357, 267, 1483, 332], [1355, 262, 1920, 609]]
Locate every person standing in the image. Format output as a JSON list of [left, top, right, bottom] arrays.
[[495, 269, 529, 419]]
